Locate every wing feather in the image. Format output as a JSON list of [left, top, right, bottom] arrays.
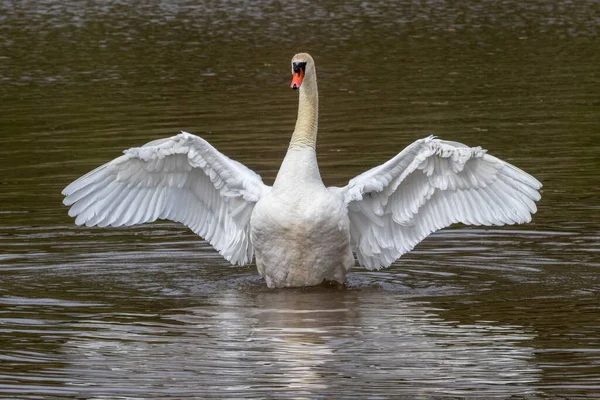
[[63, 131, 270, 265], [340, 136, 542, 269]]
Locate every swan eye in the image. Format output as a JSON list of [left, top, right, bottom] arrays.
[[293, 62, 307, 73]]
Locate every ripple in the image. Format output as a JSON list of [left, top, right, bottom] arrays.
[[1, 0, 599, 397]]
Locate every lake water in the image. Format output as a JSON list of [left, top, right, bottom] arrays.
[[1, 0, 599, 398]]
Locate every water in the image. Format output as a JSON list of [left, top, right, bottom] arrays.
[[1, 0, 599, 398]]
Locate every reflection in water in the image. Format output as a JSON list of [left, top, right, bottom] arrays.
[[29, 288, 539, 398], [1, 0, 599, 398]]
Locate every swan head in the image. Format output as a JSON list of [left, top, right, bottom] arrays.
[[290, 53, 315, 90]]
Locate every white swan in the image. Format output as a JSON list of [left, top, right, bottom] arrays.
[[63, 53, 542, 288]]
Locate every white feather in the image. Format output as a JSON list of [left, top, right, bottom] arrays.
[[341, 137, 542, 270], [62, 132, 270, 265]]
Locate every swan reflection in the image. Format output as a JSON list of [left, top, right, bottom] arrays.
[[59, 286, 539, 397]]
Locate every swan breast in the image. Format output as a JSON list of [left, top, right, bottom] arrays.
[[250, 187, 353, 287]]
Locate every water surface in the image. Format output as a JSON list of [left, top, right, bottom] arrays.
[[1, 1, 599, 398]]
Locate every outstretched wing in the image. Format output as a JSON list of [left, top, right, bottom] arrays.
[[62, 131, 270, 265], [339, 136, 542, 269]]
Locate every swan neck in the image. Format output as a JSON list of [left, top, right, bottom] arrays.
[[290, 79, 318, 149]]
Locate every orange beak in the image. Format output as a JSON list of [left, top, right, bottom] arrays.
[[291, 69, 304, 90]]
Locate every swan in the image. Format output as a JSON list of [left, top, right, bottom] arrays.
[[62, 53, 542, 288]]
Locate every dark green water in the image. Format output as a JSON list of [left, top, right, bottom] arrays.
[[1, 1, 599, 398]]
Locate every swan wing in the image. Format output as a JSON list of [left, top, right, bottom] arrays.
[[62, 131, 270, 265], [339, 136, 542, 269]]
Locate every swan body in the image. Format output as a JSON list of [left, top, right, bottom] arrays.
[[252, 147, 354, 287], [62, 53, 542, 288]]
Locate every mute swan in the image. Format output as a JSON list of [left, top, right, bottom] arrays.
[[63, 53, 542, 288]]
